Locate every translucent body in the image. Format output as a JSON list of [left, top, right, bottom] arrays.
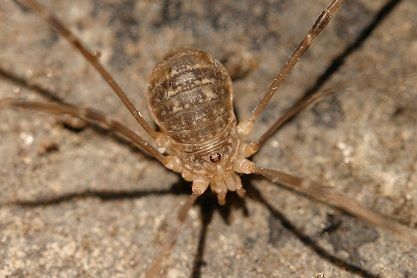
[[148, 48, 234, 144], [148, 48, 243, 177], [147, 48, 251, 202]]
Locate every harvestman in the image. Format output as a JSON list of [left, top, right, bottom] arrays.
[[1, 0, 417, 276]]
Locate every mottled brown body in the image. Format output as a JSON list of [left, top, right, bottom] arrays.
[[148, 48, 242, 180], [148, 48, 234, 143]]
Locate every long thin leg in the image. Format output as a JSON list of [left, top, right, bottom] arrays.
[[145, 193, 199, 277], [254, 85, 340, 150], [250, 165, 417, 245], [238, 0, 345, 136], [18, 0, 158, 139], [0, 98, 166, 164]]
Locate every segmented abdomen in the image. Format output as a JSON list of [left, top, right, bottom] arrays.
[[147, 48, 234, 145]]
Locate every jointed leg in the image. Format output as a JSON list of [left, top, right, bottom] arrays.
[[254, 86, 339, 150], [238, 0, 345, 137], [145, 193, 199, 277], [250, 165, 417, 245], [18, 0, 158, 140], [0, 98, 166, 164]]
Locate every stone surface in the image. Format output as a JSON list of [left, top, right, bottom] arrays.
[[0, 0, 416, 277]]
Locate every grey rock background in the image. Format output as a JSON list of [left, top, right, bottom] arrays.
[[0, 0, 416, 277]]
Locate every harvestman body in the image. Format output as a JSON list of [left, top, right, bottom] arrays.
[[2, 0, 417, 276], [148, 48, 251, 204]]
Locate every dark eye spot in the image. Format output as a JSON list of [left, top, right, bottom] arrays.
[[209, 153, 221, 164]]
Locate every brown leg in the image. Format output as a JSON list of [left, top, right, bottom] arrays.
[[255, 85, 341, 150], [144, 193, 199, 277], [18, 0, 158, 140], [0, 98, 166, 164], [238, 0, 345, 137], [250, 165, 417, 245]]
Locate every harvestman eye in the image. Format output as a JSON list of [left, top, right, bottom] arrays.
[[209, 153, 222, 163], [1, 0, 417, 277]]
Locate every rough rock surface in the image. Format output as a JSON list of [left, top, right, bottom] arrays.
[[0, 0, 416, 277]]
